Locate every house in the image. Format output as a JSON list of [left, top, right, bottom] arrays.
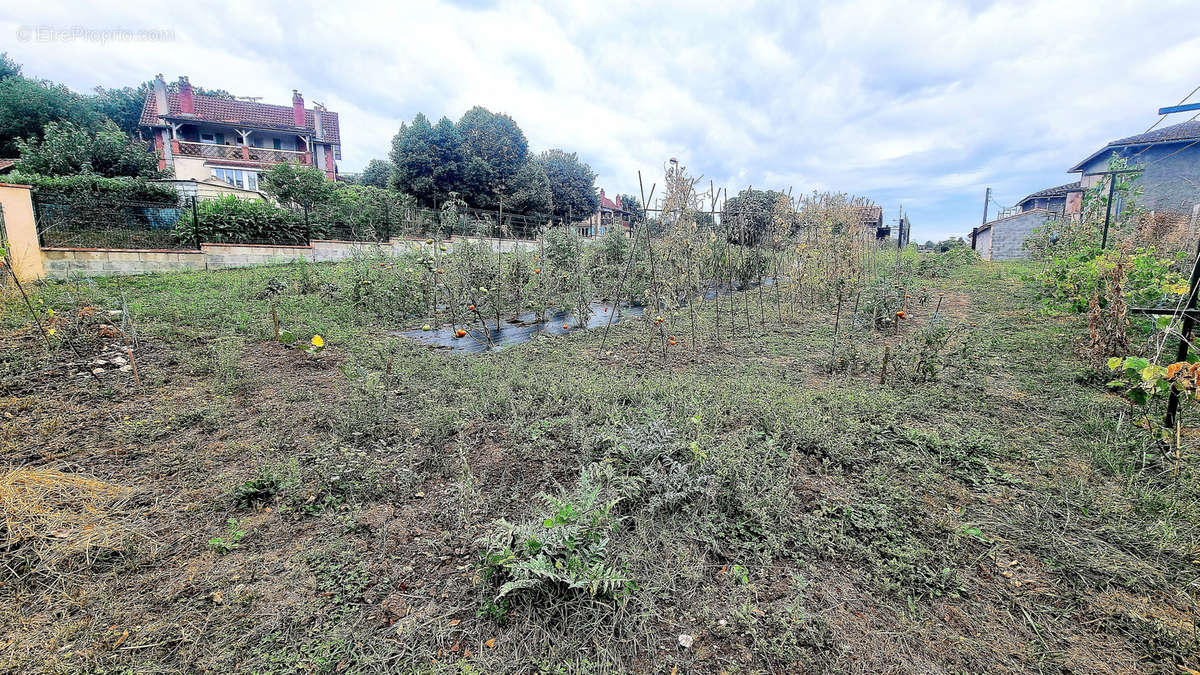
[[1069, 121, 1200, 213], [150, 177, 266, 201], [139, 75, 341, 191], [576, 189, 631, 237], [970, 182, 1084, 261], [972, 120, 1200, 260], [858, 206, 910, 246], [0, 159, 16, 174]]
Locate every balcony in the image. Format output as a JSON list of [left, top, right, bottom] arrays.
[[176, 141, 308, 165]]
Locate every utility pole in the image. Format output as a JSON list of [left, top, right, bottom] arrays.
[[973, 187, 990, 250]]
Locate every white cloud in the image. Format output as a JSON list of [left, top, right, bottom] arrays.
[[2, 0, 1199, 239]]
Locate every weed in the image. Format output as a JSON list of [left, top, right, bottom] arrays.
[[208, 518, 246, 555], [232, 458, 299, 508], [481, 463, 632, 604]]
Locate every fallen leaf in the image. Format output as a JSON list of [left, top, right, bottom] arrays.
[[112, 630, 129, 649], [485, 638, 495, 649], [448, 619, 460, 626]]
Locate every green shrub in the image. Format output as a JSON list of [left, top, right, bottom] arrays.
[[174, 195, 305, 244], [915, 246, 980, 277], [1038, 246, 1187, 313], [7, 171, 178, 204], [312, 184, 415, 240]]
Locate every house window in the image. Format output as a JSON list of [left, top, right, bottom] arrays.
[[200, 133, 216, 144], [212, 168, 259, 191]]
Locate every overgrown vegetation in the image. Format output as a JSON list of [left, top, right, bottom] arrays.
[[3, 162, 1198, 673]]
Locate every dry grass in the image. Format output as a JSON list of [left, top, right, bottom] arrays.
[[0, 467, 135, 582]]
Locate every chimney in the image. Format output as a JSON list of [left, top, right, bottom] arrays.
[[292, 90, 305, 127], [179, 76, 194, 114], [313, 103, 324, 140], [600, 188, 606, 200], [153, 74, 168, 122]]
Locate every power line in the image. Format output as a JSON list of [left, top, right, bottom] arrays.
[[1142, 84, 1200, 134], [1132, 109, 1200, 158]]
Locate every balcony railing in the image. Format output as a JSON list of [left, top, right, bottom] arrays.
[[176, 141, 308, 164]]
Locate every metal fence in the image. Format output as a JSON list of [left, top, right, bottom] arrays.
[[31, 193, 563, 251], [34, 196, 196, 250], [309, 203, 554, 243]]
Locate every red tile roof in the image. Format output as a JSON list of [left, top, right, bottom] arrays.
[[140, 91, 340, 145]]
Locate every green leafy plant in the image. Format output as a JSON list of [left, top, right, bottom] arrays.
[[480, 464, 632, 604], [208, 518, 246, 555]]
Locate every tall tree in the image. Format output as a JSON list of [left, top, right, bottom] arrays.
[[723, 188, 785, 244], [359, 159, 392, 189], [389, 113, 465, 206], [0, 77, 97, 157], [0, 53, 20, 81], [15, 120, 159, 178], [503, 160, 553, 215], [91, 85, 147, 138], [261, 162, 333, 211], [455, 105, 528, 208], [536, 149, 599, 222], [618, 194, 644, 223]]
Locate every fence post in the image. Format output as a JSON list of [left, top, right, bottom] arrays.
[[303, 204, 311, 245], [33, 200, 44, 248], [191, 195, 201, 250]]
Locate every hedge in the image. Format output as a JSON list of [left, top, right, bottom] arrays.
[[6, 171, 179, 204]]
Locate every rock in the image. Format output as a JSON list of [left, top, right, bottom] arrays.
[[678, 634, 694, 649], [120, 365, 133, 373], [111, 356, 128, 365], [91, 368, 105, 375]]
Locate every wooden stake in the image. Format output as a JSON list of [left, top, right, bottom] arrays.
[[126, 347, 142, 386]]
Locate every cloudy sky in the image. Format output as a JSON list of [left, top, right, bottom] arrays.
[[3, 1, 1200, 240]]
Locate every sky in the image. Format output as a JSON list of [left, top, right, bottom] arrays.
[[3, 0, 1200, 241]]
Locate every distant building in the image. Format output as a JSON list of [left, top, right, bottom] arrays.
[[973, 121, 1200, 260], [970, 181, 1085, 261], [1069, 121, 1200, 213], [576, 188, 631, 237], [140, 75, 341, 191], [861, 206, 910, 246]]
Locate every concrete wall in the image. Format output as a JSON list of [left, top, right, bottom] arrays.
[[200, 243, 314, 269], [973, 226, 992, 258], [6, 175, 545, 280], [43, 249, 206, 276], [172, 156, 213, 182], [1077, 144, 1200, 214], [978, 209, 1053, 261], [35, 235, 540, 279]]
